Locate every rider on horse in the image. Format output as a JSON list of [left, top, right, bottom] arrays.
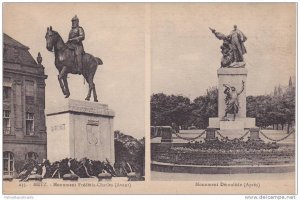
[[67, 15, 85, 75], [45, 17, 103, 102]]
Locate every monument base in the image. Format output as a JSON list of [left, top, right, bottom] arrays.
[[46, 99, 115, 163], [208, 117, 256, 129]]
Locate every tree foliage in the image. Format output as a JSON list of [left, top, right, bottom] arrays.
[[189, 87, 218, 129], [151, 86, 295, 130], [247, 88, 295, 130], [151, 93, 191, 127]]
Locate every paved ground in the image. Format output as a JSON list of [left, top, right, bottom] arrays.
[[151, 171, 295, 181]]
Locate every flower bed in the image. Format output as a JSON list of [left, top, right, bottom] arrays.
[[16, 158, 142, 181], [151, 139, 295, 166]]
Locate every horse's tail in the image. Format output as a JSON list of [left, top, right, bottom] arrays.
[[95, 57, 103, 65]]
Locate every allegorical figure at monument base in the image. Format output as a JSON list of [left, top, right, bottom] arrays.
[[210, 25, 247, 68], [223, 80, 245, 121]]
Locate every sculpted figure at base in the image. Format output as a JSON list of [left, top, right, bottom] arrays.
[[223, 81, 245, 121], [210, 25, 247, 68]]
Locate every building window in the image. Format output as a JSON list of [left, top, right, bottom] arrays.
[[3, 110, 11, 135], [3, 152, 14, 176], [25, 80, 34, 96], [3, 86, 11, 101], [3, 77, 12, 101], [26, 113, 34, 136], [25, 152, 38, 161], [25, 80, 34, 104]]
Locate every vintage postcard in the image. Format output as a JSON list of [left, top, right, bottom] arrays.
[[3, 3, 146, 195], [2, 2, 297, 195], [150, 3, 296, 194]]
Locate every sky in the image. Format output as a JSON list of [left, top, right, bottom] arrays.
[[3, 3, 297, 139], [151, 3, 296, 99], [3, 3, 146, 139]]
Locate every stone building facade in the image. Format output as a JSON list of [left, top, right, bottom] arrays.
[[3, 33, 47, 176]]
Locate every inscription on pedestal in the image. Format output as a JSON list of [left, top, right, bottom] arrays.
[[86, 123, 100, 145], [51, 124, 65, 132], [47, 99, 115, 163]]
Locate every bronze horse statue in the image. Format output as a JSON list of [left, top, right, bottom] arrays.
[[45, 26, 102, 102]]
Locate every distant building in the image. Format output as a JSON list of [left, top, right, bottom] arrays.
[[273, 76, 295, 96], [3, 33, 47, 176]]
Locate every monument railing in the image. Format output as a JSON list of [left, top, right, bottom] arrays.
[[259, 129, 295, 142], [216, 130, 250, 141], [174, 130, 206, 141]]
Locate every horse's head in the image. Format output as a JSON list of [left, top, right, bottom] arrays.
[[45, 26, 57, 52]]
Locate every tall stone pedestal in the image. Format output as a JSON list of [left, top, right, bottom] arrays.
[[46, 99, 115, 163], [209, 67, 256, 131], [218, 67, 247, 118]]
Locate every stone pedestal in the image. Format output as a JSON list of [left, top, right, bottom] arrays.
[[218, 68, 247, 118], [206, 128, 216, 140], [209, 117, 255, 129], [46, 99, 115, 163], [209, 67, 256, 131], [249, 128, 261, 141], [160, 128, 172, 150], [161, 128, 173, 143]]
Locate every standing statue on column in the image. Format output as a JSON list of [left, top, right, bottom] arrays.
[[210, 25, 247, 68], [223, 81, 245, 121], [66, 15, 85, 75]]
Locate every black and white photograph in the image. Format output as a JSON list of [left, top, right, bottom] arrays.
[[150, 3, 296, 194]]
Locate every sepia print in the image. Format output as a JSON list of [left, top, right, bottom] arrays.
[[150, 3, 296, 194], [2, 3, 297, 195], [3, 3, 146, 194]]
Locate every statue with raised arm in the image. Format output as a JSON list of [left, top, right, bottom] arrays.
[[210, 25, 247, 68], [223, 81, 245, 121]]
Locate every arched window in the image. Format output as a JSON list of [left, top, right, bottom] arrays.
[[25, 152, 38, 160], [3, 151, 14, 176]]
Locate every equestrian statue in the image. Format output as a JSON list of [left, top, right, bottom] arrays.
[[45, 15, 103, 102]]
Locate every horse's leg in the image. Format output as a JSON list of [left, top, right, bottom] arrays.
[[89, 64, 98, 102], [85, 75, 92, 101], [58, 66, 70, 98], [88, 75, 98, 102], [62, 76, 70, 98], [92, 81, 98, 102], [85, 69, 98, 102], [85, 87, 92, 101], [57, 75, 66, 95], [93, 89, 98, 102]]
